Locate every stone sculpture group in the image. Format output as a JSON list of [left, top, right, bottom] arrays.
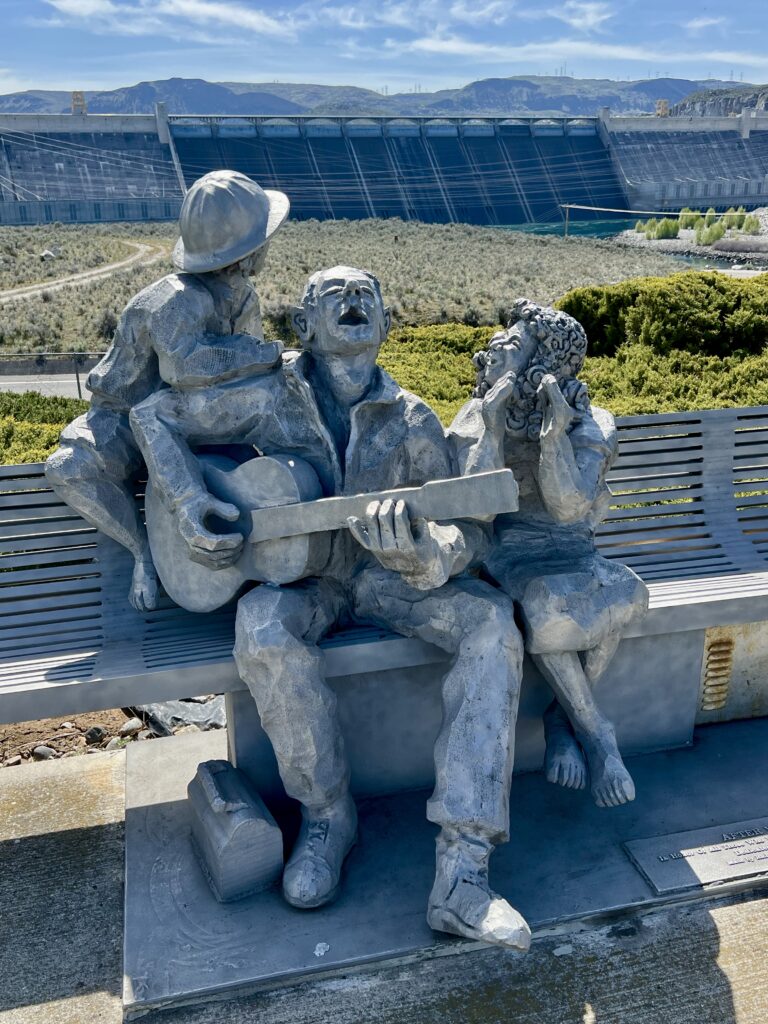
[[46, 170, 648, 953]]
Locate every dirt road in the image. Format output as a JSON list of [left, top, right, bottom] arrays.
[[0, 241, 167, 304]]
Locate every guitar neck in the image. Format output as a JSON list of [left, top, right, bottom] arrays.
[[249, 469, 518, 544]]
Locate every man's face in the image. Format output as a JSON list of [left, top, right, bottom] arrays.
[[483, 321, 538, 388], [311, 270, 388, 358]]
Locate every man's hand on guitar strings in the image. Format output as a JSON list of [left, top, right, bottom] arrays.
[[176, 491, 245, 570], [347, 498, 440, 577]]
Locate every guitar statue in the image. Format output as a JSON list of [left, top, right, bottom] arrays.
[[145, 453, 519, 613]]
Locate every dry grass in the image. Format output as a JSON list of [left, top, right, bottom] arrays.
[[0, 224, 139, 290], [0, 219, 679, 353]]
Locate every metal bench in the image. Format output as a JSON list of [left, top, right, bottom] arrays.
[[3, 405, 768, 788]]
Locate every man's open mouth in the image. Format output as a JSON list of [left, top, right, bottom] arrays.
[[338, 307, 369, 326]]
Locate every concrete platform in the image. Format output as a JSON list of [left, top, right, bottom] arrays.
[[124, 719, 768, 1017], [3, 725, 768, 1024]]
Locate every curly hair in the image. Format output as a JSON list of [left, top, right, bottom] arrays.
[[473, 298, 590, 439]]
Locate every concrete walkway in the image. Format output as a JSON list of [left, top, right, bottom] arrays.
[[0, 375, 90, 399], [2, 737, 768, 1024]]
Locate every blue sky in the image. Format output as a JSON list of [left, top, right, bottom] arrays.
[[1, 0, 767, 94]]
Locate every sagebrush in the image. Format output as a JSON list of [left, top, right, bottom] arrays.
[[0, 219, 679, 353]]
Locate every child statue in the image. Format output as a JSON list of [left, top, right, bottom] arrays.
[[450, 298, 648, 807]]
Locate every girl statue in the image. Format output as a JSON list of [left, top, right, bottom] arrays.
[[450, 299, 648, 807]]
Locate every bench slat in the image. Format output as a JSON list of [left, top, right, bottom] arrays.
[[612, 451, 705, 469], [0, 605, 101, 631], [0, 519, 94, 540], [0, 492, 70, 510], [0, 549, 99, 571], [0, 579, 100, 604], [0, 479, 53, 494], [0, 564, 100, 587], [0, 463, 45, 479], [142, 632, 236, 655], [0, 534, 98, 556], [615, 438, 706, 456], [0, 636, 103, 662], [597, 514, 708, 536], [0, 506, 85, 525], [736, 507, 768, 521], [615, 411, 706, 427], [607, 472, 703, 490], [603, 502, 705, 522], [640, 565, 739, 581], [615, 423, 703, 440]]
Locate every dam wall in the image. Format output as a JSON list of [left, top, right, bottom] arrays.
[[0, 109, 765, 227]]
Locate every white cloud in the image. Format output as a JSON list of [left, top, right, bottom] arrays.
[[298, 0, 512, 34], [49, 0, 120, 13], [45, 0, 294, 40], [156, 0, 289, 36], [393, 31, 768, 75], [684, 16, 727, 32], [448, 0, 512, 24], [548, 1, 614, 32]]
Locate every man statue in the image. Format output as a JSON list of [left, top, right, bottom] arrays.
[[450, 299, 648, 808], [45, 170, 289, 611], [129, 266, 531, 951]]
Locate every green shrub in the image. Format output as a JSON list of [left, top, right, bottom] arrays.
[[679, 208, 701, 230], [721, 206, 748, 230], [644, 218, 659, 240], [557, 271, 768, 358], [0, 417, 63, 464], [0, 392, 88, 424], [581, 344, 768, 416], [704, 207, 718, 227], [634, 220, 646, 233], [5, 317, 768, 459], [742, 214, 762, 235], [0, 392, 88, 464], [655, 218, 680, 240], [701, 221, 726, 246]]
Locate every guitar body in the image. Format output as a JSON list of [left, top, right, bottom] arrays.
[[146, 454, 331, 613]]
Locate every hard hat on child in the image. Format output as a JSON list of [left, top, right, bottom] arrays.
[[173, 170, 290, 274]]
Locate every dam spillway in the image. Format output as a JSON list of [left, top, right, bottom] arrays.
[[170, 116, 627, 225], [0, 109, 767, 227]]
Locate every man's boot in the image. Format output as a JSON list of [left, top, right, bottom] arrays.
[[282, 792, 358, 909], [427, 829, 531, 951]]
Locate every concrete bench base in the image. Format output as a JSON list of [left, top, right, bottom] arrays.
[[227, 630, 704, 803], [124, 719, 768, 1018]]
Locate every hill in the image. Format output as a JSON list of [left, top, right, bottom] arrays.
[[0, 78, 304, 116], [673, 84, 768, 116], [0, 76, 743, 118]]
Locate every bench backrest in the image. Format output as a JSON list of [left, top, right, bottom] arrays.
[[3, 404, 768, 663], [600, 406, 768, 582]]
